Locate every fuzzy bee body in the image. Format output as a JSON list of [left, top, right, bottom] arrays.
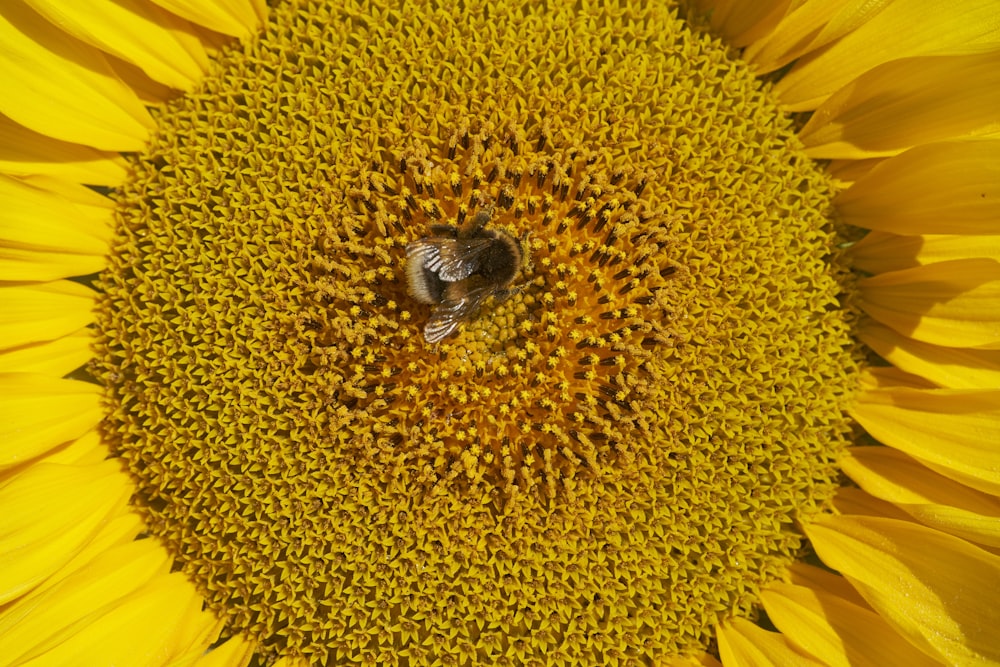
[[406, 211, 524, 343]]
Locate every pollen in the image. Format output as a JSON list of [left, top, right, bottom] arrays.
[[94, 0, 859, 664]]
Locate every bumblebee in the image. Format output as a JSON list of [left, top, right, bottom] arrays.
[[406, 209, 525, 343]]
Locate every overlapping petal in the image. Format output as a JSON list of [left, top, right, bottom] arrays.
[[689, 0, 794, 47], [0, 2, 154, 151], [743, 0, 889, 75], [0, 328, 93, 377], [0, 453, 133, 603], [785, 563, 869, 609], [760, 581, 942, 666], [25, 0, 210, 90], [858, 259, 1000, 350], [837, 140, 1000, 234], [146, 0, 263, 37], [0, 174, 113, 281], [0, 374, 103, 469], [799, 52, 1000, 159], [851, 369, 1000, 496], [806, 514, 1000, 666], [851, 233, 1000, 275], [831, 486, 915, 521], [770, 0, 1000, 111], [0, 114, 129, 185], [858, 321, 1000, 390], [0, 281, 96, 349], [843, 446, 1000, 548], [0, 538, 220, 665], [717, 616, 824, 667]]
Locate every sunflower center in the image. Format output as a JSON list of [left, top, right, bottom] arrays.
[[95, 0, 859, 663], [310, 124, 684, 496]]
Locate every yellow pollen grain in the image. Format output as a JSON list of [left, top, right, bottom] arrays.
[[93, 0, 859, 664]]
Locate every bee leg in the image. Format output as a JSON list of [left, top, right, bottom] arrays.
[[467, 205, 495, 235], [493, 285, 524, 305], [518, 230, 532, 270], [428, 224, 460, 238]]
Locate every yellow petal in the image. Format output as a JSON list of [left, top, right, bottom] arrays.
[[851, 232, 1000, 275], [146, 0, 261, 38], [30, 575, 221, 666], [0, 247, 106, 284], [806, 514, 1000, 666], [859, 366, 936, 391], [826, 155, 885, 185], [0, 539, 169, 662], [17, 174, 116, 211], [26, 0, 209, 90], [0, 113, 128, 185], [851, 377, 1000, 496], [799, 51, 1000, 159], [0, 175, 113, 280], [0, 459, 132, 604], [693, 0, 795, 48], [1, 431, 102, 485], [1, 476, 222, 663], [836, 140, 1000, 233], [798, 51, 1000, 159], [106, 53, 178, 105], [744, 0, 885, 74], [859, 320, 1000, 390], [21, 428, 106, 468], [170, 616, 227, 667], [727, 2, 797, 49], [773, 0, 1000, 111], [832, 486, 914, 521], [0, 280, 95, 349], [15, 511, 143, 600], [843, 447, 1000, 548], [858, 259, 1000, 350], [666, 654, 724, 667], [1, 429, 101, 472], [270, 657, 315, 667], [249, 0, 267, 22], [0, 327, 92, 377], [0, 374, 102, 469], [786, 562, 869, 609], [760, 581, 942, 667], [717, 616, 824, 667], [655, 656, 722, 667], [178, 634, 255, 667], [0, 2, 154, 151]]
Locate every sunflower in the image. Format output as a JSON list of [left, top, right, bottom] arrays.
[[2, 0, 999, 664]]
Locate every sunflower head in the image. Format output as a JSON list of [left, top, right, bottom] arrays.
[[85, 2, 863, 660], [5, 0, 999, 665]]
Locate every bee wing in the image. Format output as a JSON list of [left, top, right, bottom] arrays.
[[423, 285, 495, 343], [405, 238, 444, 273], [407, 237, 494, 282]]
